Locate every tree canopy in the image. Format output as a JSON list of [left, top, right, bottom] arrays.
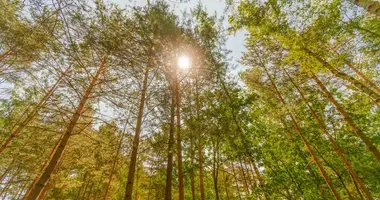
[[0, 0, 379, 199]]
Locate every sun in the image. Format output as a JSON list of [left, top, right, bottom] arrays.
[[178, 56, 190, 69]]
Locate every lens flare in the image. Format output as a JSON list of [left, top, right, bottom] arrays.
[[178, 56, 190, 69]]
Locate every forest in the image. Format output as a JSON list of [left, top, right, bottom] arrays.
[[0, 0, 379, 199]]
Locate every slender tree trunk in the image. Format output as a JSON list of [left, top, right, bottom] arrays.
[[247, 162, 258, 187], [190, 133, 195, 200], [346, 62, 380, 94], [239, 160, 250, 196], [134, 163, 139, 200], [0, 168, 21, 198], [198, 139, 206, 200], [303, 48, 380, 105], [222, 169, 230, 200], [350, 172, 364, 200], [85, 182, 94, 200], [195, 75, 205, 200], [124, 63, 151, 200], [93, 173, 104, 200], [305, 162, 328, 200], [0, 45, 17, 62], [247, 162, 261, 199], [329, 68, 380, 105], [259, 61, 341, 200], [212, 140, 220, 200], [0, 159, 14, 183], [24, 134, 63, 198], [332, 48, 380, 94], [174, 73, 184, 200], [16, 181, 28, 200], [354, 0, 380, 16], [0, 67, 69, 153], [24, 57, 106, 200], [37, 153, 65, 200], [76, 172, 89, 200], [104, 132, 124, 200], [250, 160, 270, 200], [231, 163, 242, 200], [243, 161, 254, 190], [81, 181, 90, 200], [312, 74, 380, 163], [164, 90, 175, 200], [282, 67, 374, 200]]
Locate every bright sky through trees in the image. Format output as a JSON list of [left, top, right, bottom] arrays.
[[0, 0, 379, 199], [177, 56, 190, 69]]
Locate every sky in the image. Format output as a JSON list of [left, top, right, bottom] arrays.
[[110, 0, 247, 77]]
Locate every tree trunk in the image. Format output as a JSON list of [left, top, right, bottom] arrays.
[[259, 62, 341, 200], [321, 155, 355, 200], [329, 68, 380, 105], [250, 160, 270, 200], [174, 73, 184, 200], [243, 161, 254, 190], [36, 153, 65, 200], [0, 46, 17, 62], [0, 168, 21, 198], [190, 133, 195, 200], [24, 134, 63, 198], [164, 90, 175, 200], [134, 164, 139, 200], [354, 0, 380, 16], [76, 172, 89, 200], [104, 132, 124, 200], [24, 57, 106, 200], [303, 48, 380, 105], [124, 63, 151, 200], [239, 160, 250, 196], [85, 182, 94, 200], [212, 140, 220, 200], [0, 67, 69, 153], [0, 159, 14, 183], [222, 169, 230, 200], [16, 181, 28, 200], [195, 75, 205, 200], [346, 62, 380, 94], [312, 74, 380, 163], [282, 67, 374, 200], [231, 163, 242, 200], [330, 49, 380, 95]]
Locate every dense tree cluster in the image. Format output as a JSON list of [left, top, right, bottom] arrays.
[[0, 0, 379, 199]]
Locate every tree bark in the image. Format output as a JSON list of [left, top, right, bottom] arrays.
[[312, 74, 380, 163], [174, 72, 184, 200], [259, 61, 341, 200], [282, 67, 374, 200], [124, 62, 151, 200], [24, 57, 106, 200], [164, 89, 175, 200], [190, 132, 195, 200], [24, 134, 63, 198], [0, 67, 69, 153], [195, 74, 205, 200]]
